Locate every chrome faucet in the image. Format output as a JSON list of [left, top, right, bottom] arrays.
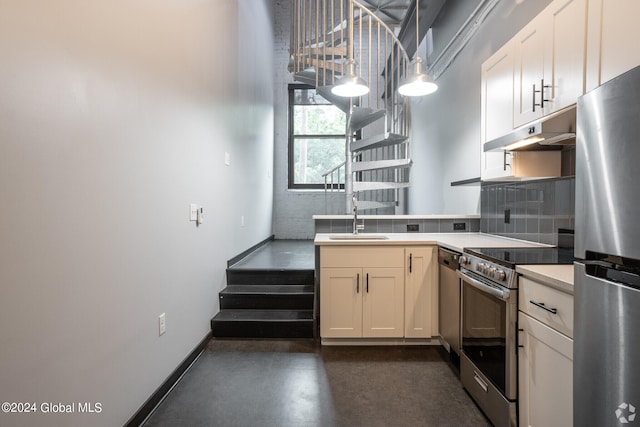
[[352, 193, 365, 235]]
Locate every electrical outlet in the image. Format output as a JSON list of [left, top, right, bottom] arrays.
[[190, 204, 198, 221], [453, 222, 466, 231], [158, 313, 166, 336], [504, 209, 511, 224], [407, 224, 419, 232]]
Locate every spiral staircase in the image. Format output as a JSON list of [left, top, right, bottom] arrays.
[[289, 0, 416, 214]]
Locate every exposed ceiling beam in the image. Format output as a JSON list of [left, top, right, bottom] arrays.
[[397, 0, 447, 59]]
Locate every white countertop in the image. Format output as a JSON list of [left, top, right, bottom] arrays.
[[516, 264, 575, 294], [314, 232, 550, 253]]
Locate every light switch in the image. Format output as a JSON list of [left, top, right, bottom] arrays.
[[190, 204, 198, 221], [225, 152, 231, 166], [158, 313, 166, 336]]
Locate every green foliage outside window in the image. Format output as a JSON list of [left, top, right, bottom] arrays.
[[289, 86, 347, 188]]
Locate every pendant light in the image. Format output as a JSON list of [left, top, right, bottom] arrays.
[[398, 0, 438, 97], [331, 1, 370, 98], [332, 59, 370, 97]]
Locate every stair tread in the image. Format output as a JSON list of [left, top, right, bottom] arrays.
[[227, 267, 314, 272], [213, 309, 313, 322], [356, 200, 398, 210], [353, 181, 411, 191], [350, 107, 386, 132], [227, 271, 314, 286], [317, 85, 351, 113], [352, 158, 412, 172], [221, 284, 314, 294]]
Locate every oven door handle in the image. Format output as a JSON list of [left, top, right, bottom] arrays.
[[457, 270, 511, 301]]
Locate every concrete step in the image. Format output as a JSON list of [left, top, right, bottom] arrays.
[[219, 285, 314, 310], [210, 310, 314, 339]]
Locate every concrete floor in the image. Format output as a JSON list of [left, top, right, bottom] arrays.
[[145, 241, 491, 426], [143, 339, 491, 427], [230, 240, 315, 271]]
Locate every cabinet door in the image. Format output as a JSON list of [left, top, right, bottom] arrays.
[[481, 41, 515, 180], [586, 0, 640, 89], [482, 41, 515, 143], [320, 268, 363, 338], [404, 247, 436, 338], [544, 0, 587, 113], [514, 16, 546, 127], [362, 267, 405, 338], [518, 312, 573, 427]]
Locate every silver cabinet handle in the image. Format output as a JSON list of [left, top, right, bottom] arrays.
[[533, 79, 551, 111], [473, 371, 489, 393], [503, 150, 511, 171], [529, 300, 557, 314], [540, 79, 550, 108]]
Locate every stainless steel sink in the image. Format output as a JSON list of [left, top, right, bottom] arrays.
[[328, 234, 389, 240]]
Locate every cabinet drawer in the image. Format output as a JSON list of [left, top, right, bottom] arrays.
[[320, 246, 404, 268], [519, 277, 573, 338]]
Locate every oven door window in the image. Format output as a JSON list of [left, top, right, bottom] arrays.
[[462, 280, 507, 395]]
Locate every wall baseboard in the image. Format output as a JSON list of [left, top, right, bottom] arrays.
[[125, 331, 212, 427], [227, 235, 275, 268]]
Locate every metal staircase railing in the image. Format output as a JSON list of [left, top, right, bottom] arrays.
[[290, 0, 412, 215], [322, 160, 345, 214]]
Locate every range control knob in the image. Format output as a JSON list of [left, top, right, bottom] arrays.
[[459, 256, 469, 266], [496, 270, 507, 281]]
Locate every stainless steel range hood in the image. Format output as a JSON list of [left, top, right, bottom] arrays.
[[484, 106, 576, 152]]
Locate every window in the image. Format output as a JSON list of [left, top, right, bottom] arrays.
[[288, 84, 347, 189]]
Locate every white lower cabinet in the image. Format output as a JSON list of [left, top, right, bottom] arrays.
[[518, 278, 574, 427], [404, 246, 437, 338], [319, 267, 363, 338], [320, 245, 436, 341], [320, 266, 404, 338]]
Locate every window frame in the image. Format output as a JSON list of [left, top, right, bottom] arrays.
[[287, 84, 347, 190]]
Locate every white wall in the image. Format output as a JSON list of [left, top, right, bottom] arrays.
[[0, 1, 274, 426], [408, 0, 552, 214]]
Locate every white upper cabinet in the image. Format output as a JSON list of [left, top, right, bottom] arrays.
[[546, 0, 588, 111], [586, 0, 640, 91], [481, 41, 515, 143], [481, 41, 515, 180], [513, 15, 546, 127], [514, 0, 587, 127]]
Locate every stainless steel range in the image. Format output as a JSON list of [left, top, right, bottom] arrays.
[[457, 247, 574, 427]]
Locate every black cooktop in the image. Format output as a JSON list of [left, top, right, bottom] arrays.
[[465, 247, 576, 268]]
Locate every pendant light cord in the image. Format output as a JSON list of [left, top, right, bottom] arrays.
[[416, 0, 419, 61]]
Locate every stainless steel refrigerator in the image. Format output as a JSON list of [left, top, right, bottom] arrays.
[[575, 65, 640, 426]]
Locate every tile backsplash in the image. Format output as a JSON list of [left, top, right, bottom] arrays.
[[480, 177, 575, 245], [315, 217, 481, 234]]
